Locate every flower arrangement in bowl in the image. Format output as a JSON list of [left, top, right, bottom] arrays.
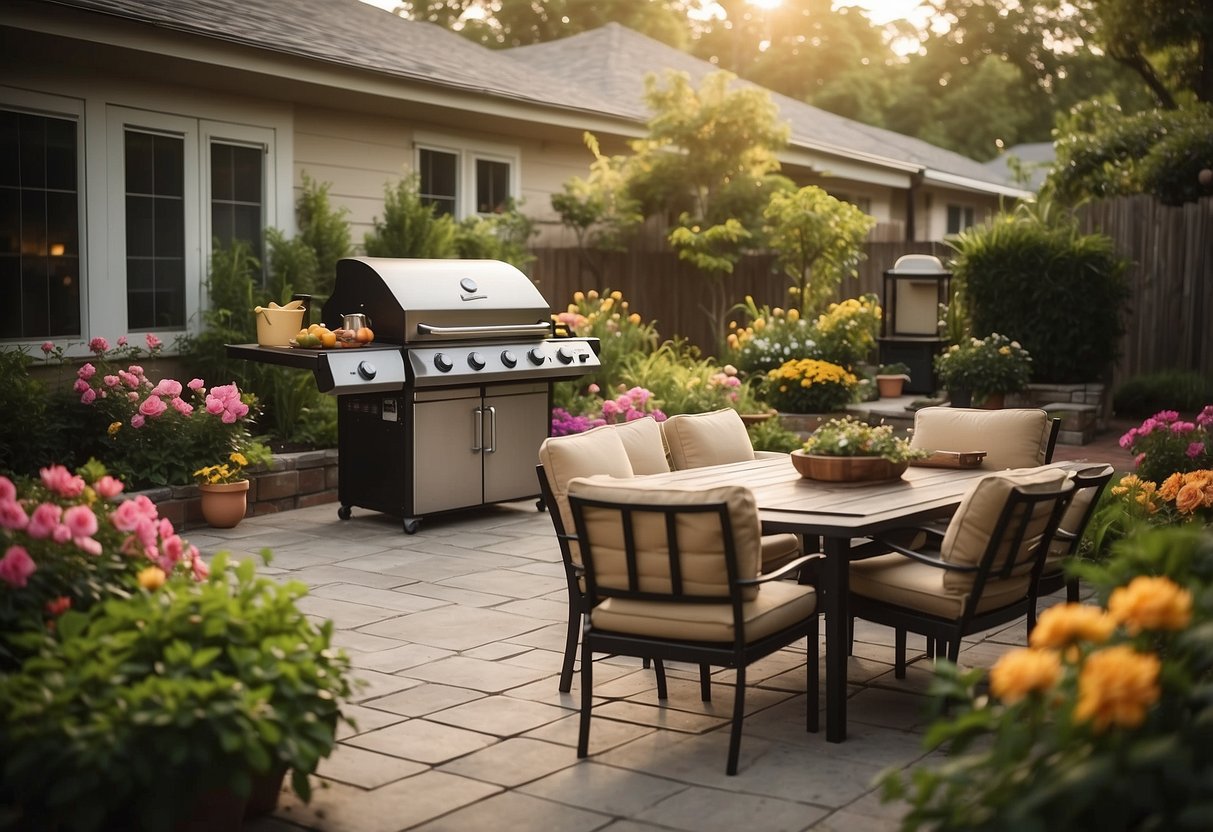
[[791, 416, 927, 482], [764, 358, 858, 415], [934, 332, 1032, 406]]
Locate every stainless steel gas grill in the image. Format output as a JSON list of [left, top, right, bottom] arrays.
[[228, 257, 599, 533]]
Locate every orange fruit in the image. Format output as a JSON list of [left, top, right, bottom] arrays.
[[320, 330, 337, 348], [356, 327, 374, 343]]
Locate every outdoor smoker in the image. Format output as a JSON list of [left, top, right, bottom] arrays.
[[228, 257, 600, 534]]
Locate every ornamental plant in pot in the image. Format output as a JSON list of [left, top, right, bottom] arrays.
[[792, 416, 926, 482], [934, 332, 1031, 408], [875, 362, 911, 398], [194, 451, 253, 529], [0, 552, 354, 831]]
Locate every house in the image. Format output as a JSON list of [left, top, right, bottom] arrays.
[[981, 142, 1055, 192], [1, 0, 1027, 353]]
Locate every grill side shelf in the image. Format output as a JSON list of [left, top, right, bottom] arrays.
[[225, 343, 405, 393]]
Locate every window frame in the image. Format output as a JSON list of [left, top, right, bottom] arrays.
[[946, 203, 976, 235], [413, 131, 520, 220], [202, 120, 275, 284]]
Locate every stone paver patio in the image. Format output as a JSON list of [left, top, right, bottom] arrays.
[[193, 499, 1056, 832]]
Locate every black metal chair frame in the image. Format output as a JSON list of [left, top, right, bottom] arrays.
[[852, 479, 1074, 677], [1032, 465, 1115, 616], [1043, 416, 1061, 464], [567, 490, 822, 776]]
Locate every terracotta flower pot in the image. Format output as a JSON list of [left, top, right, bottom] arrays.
[[789, 451, 908, 483], [198, 480, 249, 528], [875, 375, 907, 398]]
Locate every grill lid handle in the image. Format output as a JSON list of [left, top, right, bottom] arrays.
[[416, 322, 553, 338]]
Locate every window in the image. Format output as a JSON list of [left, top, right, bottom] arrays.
[[946, 204, 976, 235], [210, 141, 264, 264], [124, 128, 186, 329], [415, 134, 518, 219], [419, 148, 457, 217], [0, 108, 81, 338]]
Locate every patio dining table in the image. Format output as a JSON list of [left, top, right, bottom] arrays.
[[641, 456, 1085, 742]]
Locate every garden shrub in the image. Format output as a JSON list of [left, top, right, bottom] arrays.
[[364, 174, 458, 259], [296, 172, 351, 300], [949, 202, 1128, 384], [0, 350, 69, 478], [1114, 370, 1213, 419], [746, 416, 803, 453]]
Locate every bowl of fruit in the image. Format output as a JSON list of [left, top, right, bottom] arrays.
[[289, 322, 375, 349]]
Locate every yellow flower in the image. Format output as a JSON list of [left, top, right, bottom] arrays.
[[229, 452, 248, 467], [753, 318, 766, 332], [1158, 472, 1184, 502], [108, 421, 122, 437], [587, 290, 599, 300], [1074, 645, 1161, 732], [786, 308, 799, 322], [138, 566, 167, 590], [628, 313, 641, 325], [989, 648, 1061, 704], [601, 297, 614, 312], [999, 346, 1011, 355], [610, 290, 622, 301], [1108, 576, 1192, 634], [1029, 603, 1116, 650], [573, 291, 585, 303]]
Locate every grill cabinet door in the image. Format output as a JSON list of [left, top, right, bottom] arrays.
[[482, 384, 548, 504], [412, 390, 483, 514]]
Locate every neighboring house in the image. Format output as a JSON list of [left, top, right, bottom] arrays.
[[981, 142, 1056, 193], [0, 0, 1028, 353]]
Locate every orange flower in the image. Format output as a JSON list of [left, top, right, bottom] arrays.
[[989, 648, 1062, 704], [1073, 645, 1161, 731], [1175, 482, 1206, 514], [1158, 472, 1183, 502], [137, 566, 167, 590], [1029, 603, 1116, 651], [1108, 575, 1192, 634]]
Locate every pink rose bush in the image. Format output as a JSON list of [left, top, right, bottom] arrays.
[[1119, 407, 1213, 483], [0, 463, 205, 665], [47, 334, 265, 489]]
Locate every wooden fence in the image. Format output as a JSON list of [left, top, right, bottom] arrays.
[[530, 195, 1212, 384]]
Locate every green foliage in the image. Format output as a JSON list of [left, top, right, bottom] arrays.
[[0, 553, 354, 830], [552, 289, 660, 397], [454, 199, 537, 270], [0, 350, 68, 478], [746, 415, 804, 453], [726, 294, 881, 376], [296, 172, 351, 299], [364, 174, 458, 258], [801, 416, 926, 463], [1114, 370, 1213, 418], [550, 132, 644, 265], [206, 239, 260, 339], [619, 341, 763, 417], [762, 186, 876, 314], [265, 227, 318, 304], [934, 332, 1033, 399], [947, 202, 1129, 383], [1049, 102, 1213, 205]]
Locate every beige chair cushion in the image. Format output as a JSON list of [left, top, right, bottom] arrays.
[[565, 476, 763, 599], [910, 407, 1051, 470], [661, 408, 755, 470], [611, 416, 671, 475], [760, 533, 802, 572], [538, 427, 635, 562], [592, 580, 817, 642], [940, 467, 1070, 595], [850, 553, 1032, 619]]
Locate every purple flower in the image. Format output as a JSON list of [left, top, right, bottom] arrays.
[[1187, 442, 1206, 459]]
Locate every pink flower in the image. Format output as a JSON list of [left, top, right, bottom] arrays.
[[88, 337, 109, 354], [1197, 406, 1213, 428], [117, 335, 128, 347], [1171, 421, 1196, 435], [188, 378, 205, 392], [119, 370, 140, 388], [1155, 410, 1179, 423], [75, 536, 103, 556], [151, 378, 182, 398], [26, 503, 62, 539], [77, 362, 96, 380], [80, 387, 96, 405], [127, 391, 139, 402], [145, 333, 162, 350], [0, 476, 15, 502], [52, 524, 72, 544], [1135, 453, 1146, 466], [1188, 442, 1206, 459], [0, 500, 29, 531], [191, 549, 208, 580], [170, 397, 193, 416], [110, 500, 144, 532], [0, 546, 36, 588], [41, 465, 85, 498], [73, 378, 90, 394], [130, 414, 145, 429], [103, 375, 119, 388], [40, 341, 55, 355], [138, 395, 167, 418], [651, 409, 668, 422], [587, 383, 600, 394], [161, 533, 184, 567], [128, 365, 145, 378], [63, 504, 98, 538], [94, 475, 125, 499]]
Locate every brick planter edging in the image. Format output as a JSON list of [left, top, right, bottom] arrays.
[[129, 449, 339, 530]]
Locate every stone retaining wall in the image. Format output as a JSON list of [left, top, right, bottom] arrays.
[[133, 450, 339, 530]]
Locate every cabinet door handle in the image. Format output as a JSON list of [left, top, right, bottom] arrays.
[[484, 406, 497, 453], [472, 406, 483, 452]]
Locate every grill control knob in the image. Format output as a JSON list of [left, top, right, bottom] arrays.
[[556, 346, 574, 364], [434, 353, 453, 372], [527, 347, 545, 366], [500, 350, 518, 368], [468, 352, 486, 370], [357, 360, 377, 381]]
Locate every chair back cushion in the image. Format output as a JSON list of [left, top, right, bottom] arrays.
[[940, 467, 1069, 595], [565, 476, 762, 599], [661, 408, 755, 470], [910, 407, 1050, 470], [1058, 464, 1115, 536], [538, 427, 635, 560], [611, 416, 671, 475]]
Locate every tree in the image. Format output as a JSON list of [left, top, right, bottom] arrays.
[[762, 186, 875, 316], [295, 173, 350, 299]]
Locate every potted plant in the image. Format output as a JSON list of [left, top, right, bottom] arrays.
[[875, 362, 911, 398], [791, 415, 927, 482], [0, 552, 354, 831], [194, 451, 252, 528], [933, 332, 1032, 408]]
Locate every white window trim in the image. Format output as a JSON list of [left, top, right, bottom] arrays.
[[202, 120, 276, 289], [413, 131, 520, 220], [105, 106, 202, 337]]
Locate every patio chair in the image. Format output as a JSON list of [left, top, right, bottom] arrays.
[[1032, 463, 1115, 623], [565, 475, 822, 775], [848, 467, 1074, 677], [909, 406, 1061, 469], [659, 408, 802, 569]]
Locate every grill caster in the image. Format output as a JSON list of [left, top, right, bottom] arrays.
[[337, 505, 352, 521], [403, 517, 421, 535]]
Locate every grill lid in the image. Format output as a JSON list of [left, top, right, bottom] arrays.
[[323, 258, 552, 344]]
